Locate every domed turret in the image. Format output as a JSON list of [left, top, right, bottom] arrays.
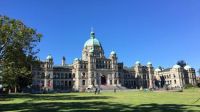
[[155, 68, 161, 72], [45, 54, 53, 69], [135, 61, 140, 65], [184, 65, 191, 70], [46, 54, 53, 60], [147, 62, 152, 65], [82, 31, 105, 61], [147, 62, 153, 68], [110, 50, 117, 60], [84, 31, 101, 48], [74, 58, 79, 61], [173, 64, 181, 69], [147, 62, 151, 65], [110, 51, 116, 55]]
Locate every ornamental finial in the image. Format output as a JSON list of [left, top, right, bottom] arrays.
[[90, 27, 95, 39], [91, 27, 94, 33]]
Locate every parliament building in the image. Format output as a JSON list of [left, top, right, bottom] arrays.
[[32, 31, 197, 92]]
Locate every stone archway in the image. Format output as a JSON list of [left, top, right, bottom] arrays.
[[101, 75, 107, 85]]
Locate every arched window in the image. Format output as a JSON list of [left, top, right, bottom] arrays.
[[82, 72, 86, 78], [114, 73, 117, 78]]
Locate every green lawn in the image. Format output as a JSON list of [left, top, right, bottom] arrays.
[[0, 88, 200, 112]]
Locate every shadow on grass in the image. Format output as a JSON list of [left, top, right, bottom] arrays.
[[0, 94, 200, 112], [2, 94, 113, 101], [0, 101, 200, 112]]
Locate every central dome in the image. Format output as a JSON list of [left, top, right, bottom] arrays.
[[84, 32, 101, 48]]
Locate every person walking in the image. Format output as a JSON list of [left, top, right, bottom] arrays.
[[114, 88, 116, 93], [94, 88, 97, 94], [97, 87, 100, 94]]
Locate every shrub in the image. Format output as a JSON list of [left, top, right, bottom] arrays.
[[184, 84, 195, 89], [197, 83, 200, 88]]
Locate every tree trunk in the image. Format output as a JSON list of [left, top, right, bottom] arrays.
[[9, 88, 11, 94], [15, 86, 17, 93]]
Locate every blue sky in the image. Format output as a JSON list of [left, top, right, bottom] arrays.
[[0, 0, 199, 72]]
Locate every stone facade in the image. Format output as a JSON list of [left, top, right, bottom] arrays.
[[0, 65, 2, 89], [197, 76, 200, 85], [32, 31, 197, 92], [154, 65, 196, 89]]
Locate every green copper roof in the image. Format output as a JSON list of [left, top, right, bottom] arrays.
[[46, 54, 53, 60], [84, 32, 101, 48], [110, 51, 116, 55]]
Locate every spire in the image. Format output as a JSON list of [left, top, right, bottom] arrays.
[[90, 27, 95, 39], [91, 27, 94, 32]]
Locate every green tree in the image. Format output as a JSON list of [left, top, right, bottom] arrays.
[[0, 15, 42, 92]]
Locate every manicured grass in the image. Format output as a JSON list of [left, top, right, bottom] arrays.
[[0, 88, 200, 112]]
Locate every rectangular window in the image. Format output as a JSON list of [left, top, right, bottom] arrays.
[[69, 81, 72, 87], [53, 74, 56, 79], [61, 73, 64, 79], [65, 73, 68, 79], [114, 80, 117, 84], [65, 81, 68, 87], [53, 81, 56, 87], [61, 81, 64, 85], [69, 73, 72, 78], [114, 73, 117, 78], [57, 73, 60, 79], [82, 80, 85, 85], [91, 80, 95, 85], [110, 80, 112, 85]]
